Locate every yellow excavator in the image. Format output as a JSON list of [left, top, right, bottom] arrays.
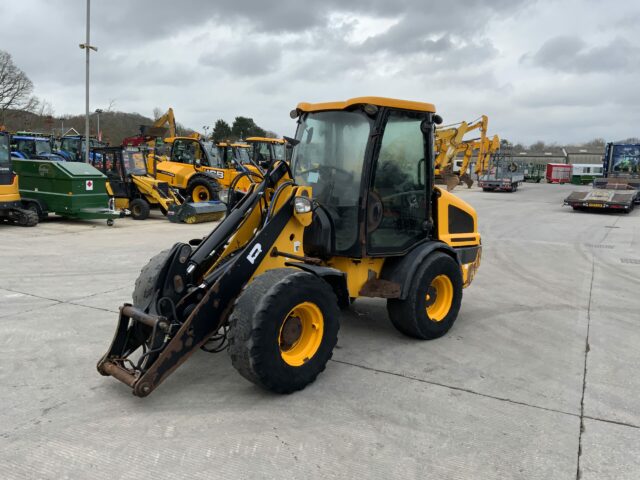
[[122, 108, 177, 151], [452, 133, 500, 189], [0, 131, 38, 226], [434, 115, 488, 190], [97, 97, 482, 397]]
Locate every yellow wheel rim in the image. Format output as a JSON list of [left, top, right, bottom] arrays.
[[192, 185, 210, 202], [425, 275, 453, 322], [278, 302, 324, 367]]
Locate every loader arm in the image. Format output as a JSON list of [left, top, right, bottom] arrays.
[[475, 135, 500, 176], [130, 174, 179, 211], [97, 161, 305, 396]]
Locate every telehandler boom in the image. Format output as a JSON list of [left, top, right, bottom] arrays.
[[98, 97, 482, 397]]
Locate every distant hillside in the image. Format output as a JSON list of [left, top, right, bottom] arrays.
[[2, 109, 194, 145]]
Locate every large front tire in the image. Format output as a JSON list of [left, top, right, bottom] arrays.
[[387, 252, 463, 339], [228, 268, 340, 393]]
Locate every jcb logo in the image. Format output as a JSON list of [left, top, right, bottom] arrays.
[[209, 170, 224, 179], [247, 243, 262, 264]]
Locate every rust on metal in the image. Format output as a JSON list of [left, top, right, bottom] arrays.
[[359, 279, 401, 298], [101, 361, 138, 388]]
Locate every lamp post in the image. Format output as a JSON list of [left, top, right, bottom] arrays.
[[95, 108, 103, 142], [79, 0, 97, 162], [203, 125, 210, 141]]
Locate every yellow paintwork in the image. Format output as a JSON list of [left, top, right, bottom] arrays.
[[426, 275, 453, 322], [327, 257, 385, 298], [130, 175, 179, 209], [435, 187, 481, 248], [245, 137, 285, 145], [278, 302, 324, 366], [0, 174, 21, 203], [474, 135, 500, 176], [297, 97, 436, 114], [151, 138, 260, 194], [114, 197, 129, 210], [435, 115, 488, 175]]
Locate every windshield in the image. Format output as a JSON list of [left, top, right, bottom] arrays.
[[0, 135, 9, 167], [292, 110, 373, 252], [611, 145, 640, 174], [235, 147, 251, 164], [274, 143, 285, 161], [61, 138, 80, 152], [123, 151, 148, 175], [15, 139, 52, 157]]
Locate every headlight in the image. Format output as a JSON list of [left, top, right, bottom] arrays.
[[294, 196, 312, 213], [219, 190, 229, 203]]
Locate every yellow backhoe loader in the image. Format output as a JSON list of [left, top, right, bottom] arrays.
[[149, 136, 263, 204], [97, 97, 482, 397], [92, 147, 225, 223]]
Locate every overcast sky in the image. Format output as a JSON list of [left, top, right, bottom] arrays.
[[1, 0, 638, 145]]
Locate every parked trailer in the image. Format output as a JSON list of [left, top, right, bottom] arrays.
[[564, 143, 640, 213], [12, 159, 123, 225], [546, 163, 571, 184], [478, 149, 524, 192]]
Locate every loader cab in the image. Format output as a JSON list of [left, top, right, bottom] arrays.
[[169, 137, 215, 168], [91, 147, 148, 198], [291, 98, 439, 257], [246, 137, 286, 169]]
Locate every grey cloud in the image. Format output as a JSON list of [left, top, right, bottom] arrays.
[[527, 35, 640, 73], [199, 41, 283, 77]]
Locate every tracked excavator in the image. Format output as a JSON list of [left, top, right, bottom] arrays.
[[0, 131, 38, 226], [97, 97, 482, 397]]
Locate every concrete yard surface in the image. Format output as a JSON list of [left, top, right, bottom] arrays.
[[0, 183, 639, 479]]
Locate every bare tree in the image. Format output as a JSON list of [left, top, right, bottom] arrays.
[[0, 50, 35, 122]]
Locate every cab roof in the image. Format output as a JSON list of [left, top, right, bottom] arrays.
[[13, 136, 50, 141], [217, 142, 251, 148], [296, 96, 436, 114], [245, 137, 285, 144]]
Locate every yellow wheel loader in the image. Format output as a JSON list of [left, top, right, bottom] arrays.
[[245, 136, 287, 169], [92, 147, 225, 223], [97, 97, 482, 397], [0, 131, 38, 226], [150, 137, 262, 204]]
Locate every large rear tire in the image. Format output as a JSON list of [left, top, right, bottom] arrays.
[[188, 177, 219, 203], [228, 268, 340, 393], [387, 252, 462, 339]]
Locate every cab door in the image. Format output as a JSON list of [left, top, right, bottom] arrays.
[[366, 110, 430, 255]]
